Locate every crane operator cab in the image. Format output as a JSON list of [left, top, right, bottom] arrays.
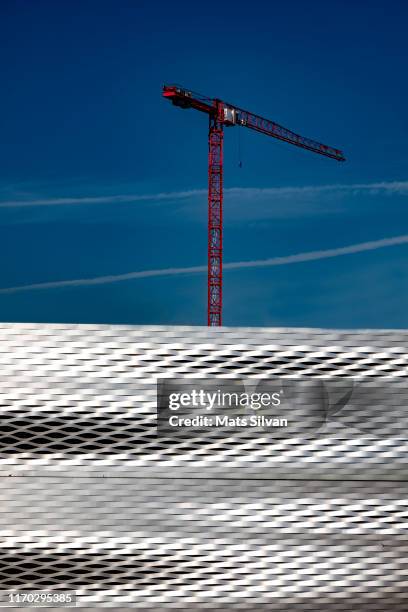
[[223, 106, 237, 126], [223, 106, 247, 127]]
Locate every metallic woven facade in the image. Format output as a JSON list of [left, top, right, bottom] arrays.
[[0, 323, 407, 609]]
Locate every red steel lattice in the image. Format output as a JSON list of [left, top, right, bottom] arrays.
[[162, 84, 345, 326]]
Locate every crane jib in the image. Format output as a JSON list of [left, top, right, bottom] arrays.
[[162, 84, 344, 161]]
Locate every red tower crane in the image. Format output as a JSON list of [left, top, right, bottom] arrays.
[[163, 84, 345, 326]]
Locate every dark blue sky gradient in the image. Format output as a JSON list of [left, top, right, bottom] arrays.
[[0, 0, 407, 327]]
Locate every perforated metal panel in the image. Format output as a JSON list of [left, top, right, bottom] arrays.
[[0, 323, 407, 609]]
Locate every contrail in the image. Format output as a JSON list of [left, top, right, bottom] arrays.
[[1, 234, 407, 295], [0, 190, 207, 208], [0, 180, 407, 208]]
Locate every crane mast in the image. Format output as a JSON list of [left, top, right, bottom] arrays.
[[163, 84, 345, 326]]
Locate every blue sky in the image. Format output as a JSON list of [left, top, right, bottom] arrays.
[[0, 0, 407, 328]]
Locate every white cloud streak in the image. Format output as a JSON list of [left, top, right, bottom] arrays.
[[0, 190, 207, 208], [1, 234, 407, 295], [0, 181, 407, 208]]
